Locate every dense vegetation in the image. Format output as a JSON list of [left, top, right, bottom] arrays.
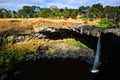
[[0, 3, 120, 27]]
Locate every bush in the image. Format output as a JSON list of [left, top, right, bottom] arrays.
[[0, 48, 28, 67], [0, 47, 28, 74], [97, 18, 115, 28]]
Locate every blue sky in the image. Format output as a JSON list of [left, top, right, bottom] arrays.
[[0, 0, 120, 11]]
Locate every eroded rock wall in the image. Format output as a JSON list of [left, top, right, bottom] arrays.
[[97, 29, 120, 80]]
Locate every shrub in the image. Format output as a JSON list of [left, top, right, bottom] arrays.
[[0, 47, 28, 74], [97, 18, 115, 28]]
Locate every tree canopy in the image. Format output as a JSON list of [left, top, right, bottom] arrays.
[[0, 3, 120, 27]]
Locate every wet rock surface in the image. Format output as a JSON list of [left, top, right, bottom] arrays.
[[96, 28, 120, 80]]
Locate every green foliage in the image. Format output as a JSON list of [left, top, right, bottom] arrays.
[[45, 48, 56, 54], [17, 6, 40, 18], [63, 7, 69, 18], [38, 8, 51, 18], [0, 3, 120, 28], [65, 39, 88, 50], [0, 47, 28, 74], [80, 43, 88, 48], [81, 16, 89, 21], [0, 47, 27, 64], [65, 39, 80, 46], [97, 18, 115, 28], [69, 9, 77, 19], [65, 39, 80, 50], [0, 8, 11, 18]]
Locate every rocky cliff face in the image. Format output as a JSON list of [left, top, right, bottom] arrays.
[[0, 26, 98, 63], [101, 28, 120, 64], [1, 26, 119, 62], [96, 29, 120, 80], [0, 25, 120, 80], [0, 25, 101, 44]]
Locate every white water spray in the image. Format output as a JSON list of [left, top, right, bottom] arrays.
[[91, 32, 101, 73]]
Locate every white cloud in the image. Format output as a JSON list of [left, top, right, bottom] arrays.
[[47, 2, 77, 8], [62, 0, 120, 7], [32, 0, 44, 2], [61, 0, 94, 4], [46, 0, 95, 8], [95, 0, 120, 6], [0, 0, 119, 10], [0, 0, 43, 10]]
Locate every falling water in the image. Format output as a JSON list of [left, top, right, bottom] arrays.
[[91, 32, 101, 73]]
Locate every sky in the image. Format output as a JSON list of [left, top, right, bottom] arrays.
[[0, 0, 120, 11]]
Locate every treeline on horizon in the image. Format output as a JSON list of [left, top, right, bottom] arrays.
[[0, 3, 120, 27]]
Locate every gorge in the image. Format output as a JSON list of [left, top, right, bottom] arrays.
[[0, 26, 120, 80]]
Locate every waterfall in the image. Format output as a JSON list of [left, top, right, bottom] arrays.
[[91, 32, 101, 73], [80, 27, 83, 34]]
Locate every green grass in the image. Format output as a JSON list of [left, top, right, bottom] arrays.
[[81, 43, 88, 48], [72, 46, 80, 50], [65, 39, 80, 46], [97, 23, 110, 28], [65, 39, 88, 49], [45, 48, 57, 54], [97, 18, 115, 28]]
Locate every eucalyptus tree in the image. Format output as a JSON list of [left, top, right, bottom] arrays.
[[17, 6, 40, 18], [69, 9, 77, 19], [90, 3, 103, 18], [49, 6, 59, 18], [0, 9, 3, 18], [78, 6, 86, 14], [78, 6, 90, 18], [63, 7, 69, 18], [0, 8, 8, 18], [38, 8, 51, 18]]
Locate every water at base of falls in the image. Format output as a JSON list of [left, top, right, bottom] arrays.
[[91, 70, 99, 73]]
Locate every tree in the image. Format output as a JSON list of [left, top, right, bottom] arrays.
[[38, 8, 51, 18], [78, 6, 85, 14], [0, 8, 8, 18], [69, 9, 77, 19], [63, 7, 69, 18], [17, 6, 40, 18], [49, 6, 59, 18], [78, 6, 90, 18], [90, 3, 103, 18]]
